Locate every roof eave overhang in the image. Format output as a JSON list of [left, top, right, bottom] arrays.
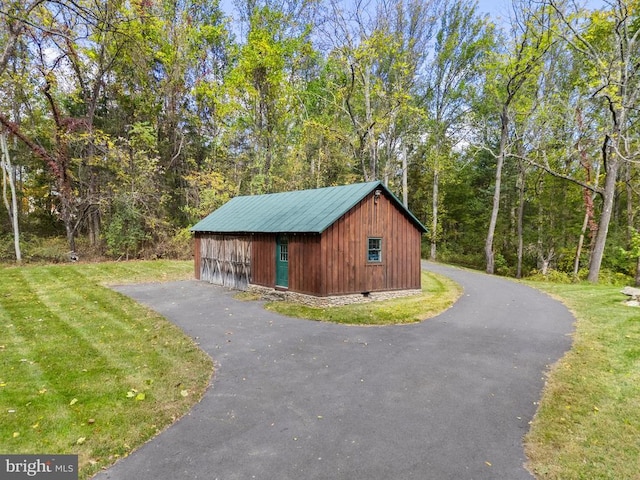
[[192, 230, 322, 235]]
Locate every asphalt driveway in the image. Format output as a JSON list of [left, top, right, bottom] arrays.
[[94, 262, 574, 480]]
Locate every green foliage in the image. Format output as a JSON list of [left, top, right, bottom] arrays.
[[183, 170, 235, 223], [619, 228, 640, 269], [0, 234, 16, 260], [103, 197, 150, 260], [494, 252, 513, 276], [526, 269, 576, 284], [21, 236, 70, 263], [166, 227, 195, 259], [526, 267, 632, 286], [0, 0, 638, 287], [224, 5, 314, 193], [592, 269, 633, 286], [436, 248, 486, 271], [0, 234, 89, 264]]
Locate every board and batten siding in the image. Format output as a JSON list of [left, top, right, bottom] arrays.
[[318, 192, 421, 295], [288, 234, 323, 295], [196, 234, 252, 290], [194, 236, 202, 280], [250, 234, 276, 288], [251, 233, 323, 294]]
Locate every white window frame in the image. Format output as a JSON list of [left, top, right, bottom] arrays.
[[367, 237, 382, 263]]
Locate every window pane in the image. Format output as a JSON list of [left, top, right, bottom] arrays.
[[368, 238, 381, 262]]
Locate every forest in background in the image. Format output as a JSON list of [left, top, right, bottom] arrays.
[[0, 0, 639, 284]]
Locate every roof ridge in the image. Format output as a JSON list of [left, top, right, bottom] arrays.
[[232, 180, 381, 199]]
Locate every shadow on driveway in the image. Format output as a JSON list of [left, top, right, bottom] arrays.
[[94, 262, 574, 480]]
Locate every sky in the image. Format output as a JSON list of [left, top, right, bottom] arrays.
[[475, 0, 512, 19], [475, 0, 607, 20], [220, 0, 610, 28]]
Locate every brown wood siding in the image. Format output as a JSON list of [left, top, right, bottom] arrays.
[[288, 234, 322, 295], [319, 192, 422, 295], [194, 236, 201, 280], [251, 234, 276, 287]]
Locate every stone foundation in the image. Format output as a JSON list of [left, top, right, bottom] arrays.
[[248, 284, 422, 307]]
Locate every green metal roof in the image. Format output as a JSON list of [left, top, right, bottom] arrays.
[[190, 181, 427, 234]]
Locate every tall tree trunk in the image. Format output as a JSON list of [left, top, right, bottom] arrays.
[[573, 112, 598, 279], [516, 159, 525, 278], [574, 183, 599, 278], [364, 68, 377, 180], [625, 159, 633, 246], [587, 157, 619, 283], [430, 167, 439, 261], [401, 146, 408, 208], [574, 210, 589, 278], [87, 172, 101, 247], [65, 220, 76, 254], [0, 132, 21, 263], [485, 107, 509, 274]]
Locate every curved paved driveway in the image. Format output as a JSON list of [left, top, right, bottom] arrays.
[[95, 262, 574, 480]]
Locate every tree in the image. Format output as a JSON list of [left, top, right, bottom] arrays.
[[0, 0, 46, 75], [102, 121, 162, 259], [480, 0, 553, 274], [547, 0, 640, 282], [226, 4, 315, 193], [0, 132, 21, 262], [316, 0, 439, 188], [0, 0, 138, 253], [419, 0, 493, 260]]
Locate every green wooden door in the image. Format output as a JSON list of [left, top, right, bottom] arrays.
[[276, 235, 289, 288]]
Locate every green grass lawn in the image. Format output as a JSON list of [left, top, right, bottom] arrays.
[[523, 281, 640, 479], [0, 260, 212, 479], [264, 270, 462, 325]]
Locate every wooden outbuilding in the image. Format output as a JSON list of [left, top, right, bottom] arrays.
[[191, 181, 427, 301]]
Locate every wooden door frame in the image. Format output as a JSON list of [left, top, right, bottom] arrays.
[[275, 234, 289, 288]]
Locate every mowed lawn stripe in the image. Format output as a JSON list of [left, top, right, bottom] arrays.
[[525, 282, 640, 479], [0, 261, 212, 479], [11, 267, 137, 389], [21, 267, 161, 372], [0, 291, 74, 446], [78, 260, 194, 285], [0, 269, 86, 451]]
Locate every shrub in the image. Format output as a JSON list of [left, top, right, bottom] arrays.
[[22, 236, 70, 263], [0, 234, 16, 261], [595, 268, 632, 286], [148, 227, 193, 260], [526, 269, 575, 284], [494, 252, 515, 277], [435, 246, 485, 270], [104, 200, 150, 260], [526, 267, 632, 285]]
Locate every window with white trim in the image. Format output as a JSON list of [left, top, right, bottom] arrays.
[[279, 237, 289, 262], [367, 237, 382, 263]]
